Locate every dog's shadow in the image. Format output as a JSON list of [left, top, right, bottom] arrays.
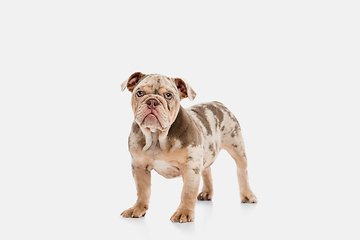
[[196, 200, 214, 224], [172, 219, 196, 233], [239, 202, 258, 214]]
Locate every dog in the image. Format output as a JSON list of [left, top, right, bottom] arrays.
[[120, 72, 257, 223]]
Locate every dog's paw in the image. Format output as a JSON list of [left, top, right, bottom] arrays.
[[170, 209, 194, 223], [197, 191, 213, 201], [241, 192, 258, 203], [120, 204, 148, 218]]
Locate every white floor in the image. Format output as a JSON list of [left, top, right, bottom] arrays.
[[1, 1, 360, 239], [116, 148, 360, 239]]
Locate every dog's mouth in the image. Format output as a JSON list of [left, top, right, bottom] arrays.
[[143, 113, 159, 123], [141, 112, 164, 130]]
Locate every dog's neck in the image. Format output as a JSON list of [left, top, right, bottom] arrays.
[[140, 126, 169, 151]]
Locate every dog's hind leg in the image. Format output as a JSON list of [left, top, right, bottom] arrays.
[[222, 133, 257, 203]]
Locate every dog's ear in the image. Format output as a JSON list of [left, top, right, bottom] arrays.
[[121, 72, 146, 92], [173, 78, 197, 101]]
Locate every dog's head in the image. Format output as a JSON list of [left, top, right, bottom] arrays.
[[121, 72, 196, 133]]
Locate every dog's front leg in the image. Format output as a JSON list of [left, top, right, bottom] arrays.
[[170, 165, 200, 223], [121, 163, 151, 218]]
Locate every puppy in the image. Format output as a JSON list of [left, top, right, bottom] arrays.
[[120, 72, 257, 223]]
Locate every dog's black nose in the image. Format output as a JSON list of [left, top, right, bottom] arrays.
[[147, 99, 159, 108]]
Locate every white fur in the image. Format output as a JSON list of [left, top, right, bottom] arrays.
[[170, 139, 182, 151], [153, 160, 181, 178]]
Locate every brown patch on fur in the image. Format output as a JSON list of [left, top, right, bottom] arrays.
[[189, 106, 212, 136], [209, 143, 216, 157], [186, 156, 194, 163], [206, 102, 224, 129], [192, 167, 200, 174], [214, 101, 240, 126], [230, 126, 240, 137], [130, 122, 146, 148], [145, 165, 152, 174], [132, 121, 141, 133], [232, 144, 238, 148], [168, 106, 202, 148]]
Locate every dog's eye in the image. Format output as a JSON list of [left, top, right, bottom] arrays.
[[165, 92, 173, 100], [136, 91, 145, 97]]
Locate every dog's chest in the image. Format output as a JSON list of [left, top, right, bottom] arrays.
[[152, 160, 181, 179]]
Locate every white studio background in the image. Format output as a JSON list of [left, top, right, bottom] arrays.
[[1, 0, 359, 239]]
